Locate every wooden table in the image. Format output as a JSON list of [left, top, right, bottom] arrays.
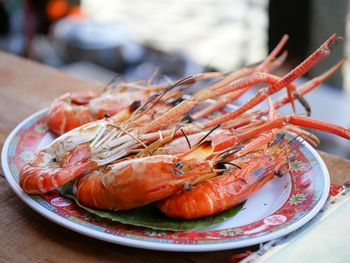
[[1, 51, 349, 262]]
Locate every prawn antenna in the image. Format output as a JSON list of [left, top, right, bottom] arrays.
[[294, 92, 311, 116], [180, 128, 192, 149], [290, 133, 314, 151], [288, 134, 302, 145], [269, 134, 285, 147], [140, 75, 195, 114], [196, 124, 221, 146], [106, 74, 128, 88], [219, 161, 242, 169], [213, 145, 244, 163]]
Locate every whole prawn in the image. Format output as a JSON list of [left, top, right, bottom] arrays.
[[158, 99, 350, 219], [48, 87, 148, 135], [73, 141, 221, 210], [20, 112, 144, 194], [48, 72, 224, 135], [158, 134, 290, 219]]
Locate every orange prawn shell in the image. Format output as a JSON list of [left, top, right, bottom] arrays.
[[75, 156, 176, 210], [156, 129, 233, 155], [88, 91, 148, 119], [74, 155, 214, 211], [159, 148, 288, 219], [48, 93, 96, 135]]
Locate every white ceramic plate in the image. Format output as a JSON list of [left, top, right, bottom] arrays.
[[1, 109, 330, 251]]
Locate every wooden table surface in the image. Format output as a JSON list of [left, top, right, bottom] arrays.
[[1, 51, 350, 263]]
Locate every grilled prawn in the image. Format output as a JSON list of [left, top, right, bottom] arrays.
[[73, 142, 221, 210], [159, 136, 290, 219]]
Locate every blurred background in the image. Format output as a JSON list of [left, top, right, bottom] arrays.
[[0, 0, 350, 157]]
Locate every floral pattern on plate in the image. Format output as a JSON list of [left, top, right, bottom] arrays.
[[2, 109, 330, 250]]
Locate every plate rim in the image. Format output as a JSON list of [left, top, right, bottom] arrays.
[[1, 108, 330, 252]]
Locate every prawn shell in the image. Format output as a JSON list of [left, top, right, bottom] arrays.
[[159, 148, 288, 219]]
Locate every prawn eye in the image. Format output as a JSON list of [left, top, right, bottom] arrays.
[[274, 170, 284, 177], [182, 114, 194, 123], [183, 183, 192, 191], [130, 100, 141, 111], [174, 162, 184, 176], [175, 162, 183, 169], [169, 97, 185, 106], [215, 162, 227, 176], [104, 113, 110, 119]]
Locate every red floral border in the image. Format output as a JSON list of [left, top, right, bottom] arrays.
[[7, 112, 327, 244]]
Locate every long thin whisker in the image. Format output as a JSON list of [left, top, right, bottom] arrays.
[[180, 128, 192, 149], [107, 124, 147, 148], [288, 134, 302, 144], [290, 133, 313, 151], [148, 67, 160, 85], [149, 76, 195, 109], [196, 124, 221, 146], [294, 92, 311, 117], [90, 125, 107, 147], [220, 162, 242, 169]]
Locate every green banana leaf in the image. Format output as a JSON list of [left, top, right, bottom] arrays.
[[58, 181, 244, 231]]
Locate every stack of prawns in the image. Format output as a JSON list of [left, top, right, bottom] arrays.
[[19, 34, 350, 220]]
